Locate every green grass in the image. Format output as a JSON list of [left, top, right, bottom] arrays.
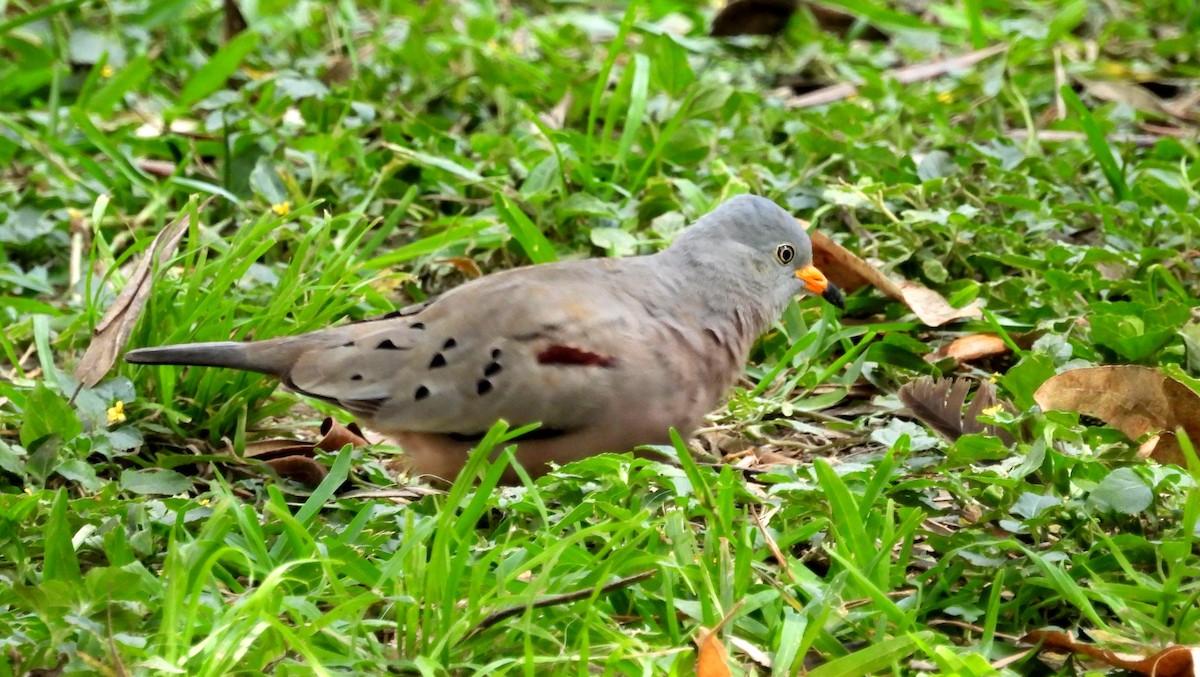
[[2, 0, 1200, 674]]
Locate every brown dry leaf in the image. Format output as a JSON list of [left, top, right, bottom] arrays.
[[711, 0, 798, 37], [787, 44, 1007, 108], [136, 159, 178, 177], [806, 227, 982, 326], [898, 377, 1011, 443], [244, 439, 316, 459], [935, 334, 1010, 364], [696, 627, 733, 677], [1077, 78, 1169, 117], [264, 456, 329, 487], [243, 418, 369, 488], [1023, 630, 1198, 677], [435, 256, 484, 279], [1005, 129, 1168, 148], [807, 3, 887, 39], [74, 199, 209, 387], [316, 417, 371, 451], [1033, 366, 1200, 466], [223, 0, 247, 41]]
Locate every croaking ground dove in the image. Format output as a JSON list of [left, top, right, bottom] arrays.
[[126, 195, 843, 483]]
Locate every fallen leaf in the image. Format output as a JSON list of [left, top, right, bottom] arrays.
[[1033, 366, 1200, 466], [805, 226, 982, 326], [898, 377, 1012, 443], [242, 417, 370, 488], [711, 0, 798, 37], [806, 3, 888, 39], [934, 334, 1010, 364], [1022, 630, 1198, 677], [787, 44, 1007, 108], [224, 0, 247, 41], [74, 199, 210, 387], [434, 256, 484, 279], [1005, 129, 1167, 147], [316, 417, 370, 451], [136, 159, 178, 177], [1076, 78, 1169, 117], [696, 627, 733, 677], [263, 455, 329, 487]]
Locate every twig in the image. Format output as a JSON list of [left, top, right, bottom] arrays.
[[465, 570, 656, 639]]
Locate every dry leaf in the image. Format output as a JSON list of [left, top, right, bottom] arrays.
[[224, 0, 247, 41], [805, 227, 982, 326], [1077, 78, 1169, 117], [136, 159, 178, 177], [787, 44, 1007, 108], [711, 0, 798, 37], [435, 256, 484, 279], [74, 200, 208, 387], [316, 417, 371, 451], [242, 418, 369, 488], [807, 3, 887, 40], [263, 456, 329, 487], [898, 377, 1012, 443], [1023, 630, 1198, 677], [696, 627, 733, 677], [1033, 366, 1200, 466], [1005, 129, 1168, 148], [934, 334, 1010, 364]]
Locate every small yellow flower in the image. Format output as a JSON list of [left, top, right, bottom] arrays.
[[989, 373, 999, 383], [198, 498, 210, 507], [936, 91, 953, 104], [981, 404, 1003, 417], [101, 65, 115, 78], [271, 201, 291, 216], [107, 400, 126, 425]]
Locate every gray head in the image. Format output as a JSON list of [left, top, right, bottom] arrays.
[[671, 194, 844, 311]]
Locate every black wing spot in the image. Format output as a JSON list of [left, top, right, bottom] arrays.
[[411, 322, 425, 330], [443, 337, 458, 350], [484, 362, 502, 377], [414, 385, 430, 401], [351, 374, 363, 381], [343, 341, 356, 347], [377, 339, 403, 350], [429, 353, 447, 369], [491, 348, 502, 359], [476, 379, 493, 395]]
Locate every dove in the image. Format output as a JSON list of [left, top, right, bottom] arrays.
[[126, 195, 843, 483]]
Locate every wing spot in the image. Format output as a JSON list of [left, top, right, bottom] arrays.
[[537, 345, 616, 368], [351, 374, 363, 381], [484, 361, 502, 377], [491, 348, 502, 359], [342, 341, 356, 347], [414, 385, 430, 401], [476, 379, 493, 396], [429, 353, 447, 369], [377, 339, 403, 350], [443, 337, 458, 350], [411, 322, 426, 330]]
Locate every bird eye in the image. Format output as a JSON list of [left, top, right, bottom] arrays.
[[775, 244, 795, 265]]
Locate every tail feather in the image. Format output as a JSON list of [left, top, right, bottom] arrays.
[[125, 340, 292, 377]]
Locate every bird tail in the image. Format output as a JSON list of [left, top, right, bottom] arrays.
[[125, 339, 299, 378]]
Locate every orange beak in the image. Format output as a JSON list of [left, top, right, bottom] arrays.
[[796, 265, 828, 295], [796, 265, 845, 309]]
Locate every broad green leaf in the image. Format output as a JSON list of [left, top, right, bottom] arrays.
[[178, 31, 260, 107]]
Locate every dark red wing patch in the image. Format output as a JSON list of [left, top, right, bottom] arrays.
[[537, 345, 616, 368]]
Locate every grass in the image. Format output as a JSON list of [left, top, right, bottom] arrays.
[[2, 0, 1200, 674]]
